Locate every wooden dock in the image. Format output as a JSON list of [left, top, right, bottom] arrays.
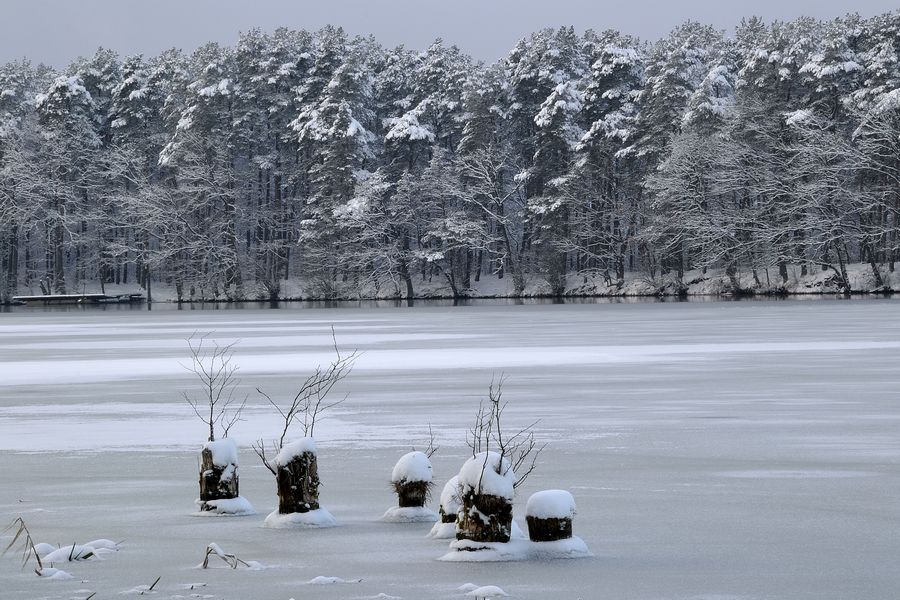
[[11, 293, 146, 306]]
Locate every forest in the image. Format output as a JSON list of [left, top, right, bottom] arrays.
[[1, 12, 899, 302]]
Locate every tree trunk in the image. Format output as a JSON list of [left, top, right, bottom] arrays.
[[276, 451, 320, 514], [456, 491, 512, 544], [526, 515, 572, 542], [198, 447, 239, 506]]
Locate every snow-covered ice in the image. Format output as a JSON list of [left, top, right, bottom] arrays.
[[2, 300, 900, 598]]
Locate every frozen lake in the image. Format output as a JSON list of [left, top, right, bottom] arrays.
[[1, 299, 899, 599]]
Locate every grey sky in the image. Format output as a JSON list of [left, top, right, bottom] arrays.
[[1, 0, 896, 67]]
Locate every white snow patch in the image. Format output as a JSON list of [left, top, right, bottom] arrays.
[[274, 437, 317, 466], [427, 521, 457, 539], [525, 490, 576, 519], [465, 585, 509, 598], [263, 508, 337, 529], [380, 506, 439, 523], [304, 575, 362, 584], [458, 452, 515, 501], [391, 451, 433, 483], [439, 475, 462, 515], [193, 496, 256, 516], [42, 544, 96, 563], [440, 536, 591, 562], [36, 567, 74, 580], [203, 438, 238, 467]]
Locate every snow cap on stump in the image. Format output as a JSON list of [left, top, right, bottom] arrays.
[[391, 450, 433, 483], [202, 438, 238, 468], [458, 451, 515, 500], [525, 489, 576, 519], [526, 489, 576, 543], [274, 437, 317, 467]]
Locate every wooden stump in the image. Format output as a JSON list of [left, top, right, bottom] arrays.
[[440, 506, 457, 524], [199, 447, 238, 507], [456, 491, 512, 544], [276, 451, 320, 514], [526, 516, 573, 542], [395, 480, 431, 508]]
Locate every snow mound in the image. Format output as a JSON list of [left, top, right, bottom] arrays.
[[528, 536, 592, 559], [263, 508, 336, 529], [458, 583, 481, 592], [440, 475, 462, 514], [427, 521, 457, 539], [83, 539, 120, 552], [391, 451, 433, 483], [511, 520, 527, 540], [304, 575, 362, 584], [42, 544, 96, 563], [381, 506, 439, 523], [193, 496, 256, 516], [465, 585, 509, 598], [440, 536, 592, 562], [525, 490, 576, 519], [274, 437, 317, 466], [37, 567, 74, 580], [203, 438, 238, 467], [33, 543, 57, 559], [458, 452, 515, 500]]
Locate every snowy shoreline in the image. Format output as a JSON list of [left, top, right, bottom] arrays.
[[7, 263, 898, 306]]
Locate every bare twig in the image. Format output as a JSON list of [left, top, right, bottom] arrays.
[[467, 376, 544, 489], [252, 327, 358, 469], [202, 543, 250, 569]]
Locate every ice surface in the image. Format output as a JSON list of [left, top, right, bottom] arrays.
[[525, 490, 576, 519], [391, 451, 433, 483], [2, 301, 900, 598]]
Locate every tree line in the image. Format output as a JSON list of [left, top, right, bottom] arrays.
[[1, 13, 899, 301]]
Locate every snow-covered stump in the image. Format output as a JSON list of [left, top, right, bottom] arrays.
[[382, 451, 438, 522], [196, 439, 254, 516], [199, 442, 239, 503], [275, 443, 320, 514], [454, 452, 515, 546], [264, 438, 336, 528], [428, 475, 462, 538], [525, 490, 575, 542]]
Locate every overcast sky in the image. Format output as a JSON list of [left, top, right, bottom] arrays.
[[1, 0, 896, 67]]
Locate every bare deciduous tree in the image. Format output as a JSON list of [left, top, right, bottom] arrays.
[[181, 332, 245, 442], [466, 376, 545, 489]]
